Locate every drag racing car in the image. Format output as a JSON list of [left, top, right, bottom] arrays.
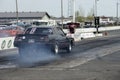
[[14, 26, 74, 57]]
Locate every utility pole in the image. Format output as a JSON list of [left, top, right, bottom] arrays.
[[61, 0, 63, 28], [116, 1, 119, 26], [95, 0, 98, 17], [68, 0, 72, 17], [94, 0, 99, 34], [72, 0, 75, 22], [16, 0, 19, 25]]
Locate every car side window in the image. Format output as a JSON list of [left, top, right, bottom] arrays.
[[56, 27, 65, 36]]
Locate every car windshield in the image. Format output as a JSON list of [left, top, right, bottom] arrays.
[[25, 27, 53, 35]]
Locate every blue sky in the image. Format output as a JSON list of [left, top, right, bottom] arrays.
[[0, 0, 119, 17]]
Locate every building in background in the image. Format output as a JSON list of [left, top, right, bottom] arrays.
[[0, 12, 50, 25]]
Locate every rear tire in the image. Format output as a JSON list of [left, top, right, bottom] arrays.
[[66, 43, 72, 53]]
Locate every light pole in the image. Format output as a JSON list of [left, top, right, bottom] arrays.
[[72, 0, 75, 22], [95, 0, 98, 17], [116, 1, 120, 25], [16, 0, 19, 25], [61, 0, 63, 28], [94, 0, 99, 34]]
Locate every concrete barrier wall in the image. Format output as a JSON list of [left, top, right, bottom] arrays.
[[0, 37, 15, 50], [63, 26, 120, 41], [99, 26, 120, 31], [0, 26, 120, 51], [63, 26, 120, 33]]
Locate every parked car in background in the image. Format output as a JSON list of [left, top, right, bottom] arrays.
[[14, 26, 74, 57], [0, 25, 7, 30]]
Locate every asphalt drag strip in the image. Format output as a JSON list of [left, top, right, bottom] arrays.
[[34, 41, 120, 70], [0, 42, 120, 80]]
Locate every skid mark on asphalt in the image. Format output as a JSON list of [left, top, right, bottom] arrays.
[[0, 56, 18, 69], [37, 42, 120, 70], [0, 63, 17, 69]]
